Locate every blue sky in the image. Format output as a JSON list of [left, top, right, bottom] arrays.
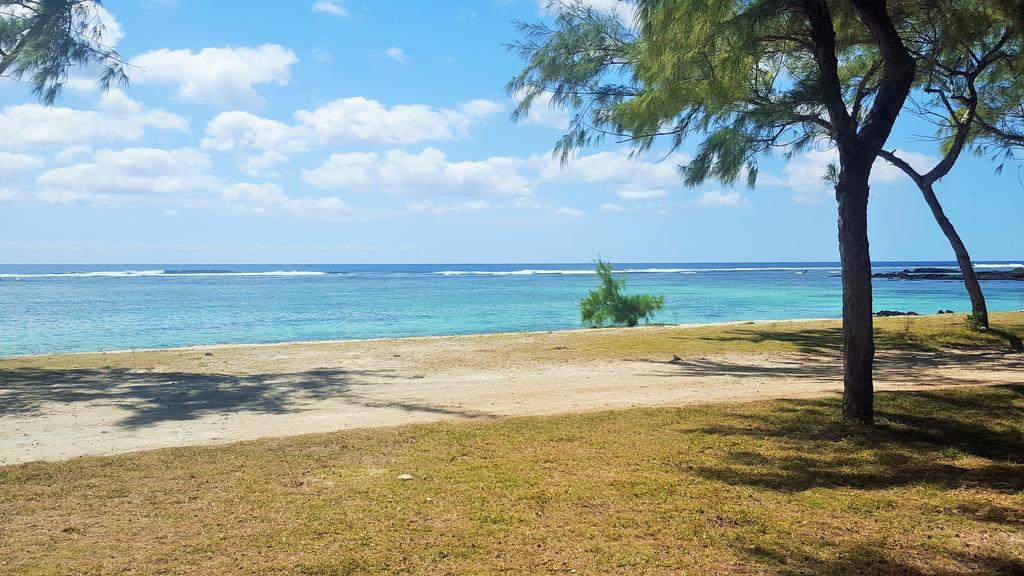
[[0, 0, 1020, 264]]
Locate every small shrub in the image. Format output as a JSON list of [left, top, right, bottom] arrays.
[[580, 259, 664, 327], [966, 311, 989, 331]]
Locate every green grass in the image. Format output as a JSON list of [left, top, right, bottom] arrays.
[[3, 385, 1023, 575]]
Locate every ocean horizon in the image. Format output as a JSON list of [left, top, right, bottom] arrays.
[[3, 260, 1023, 357]]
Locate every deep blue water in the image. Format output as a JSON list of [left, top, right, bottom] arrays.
[[2, 262, 1023, 356]]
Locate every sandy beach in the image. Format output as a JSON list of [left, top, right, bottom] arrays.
[[2, 315, 1023, 465]]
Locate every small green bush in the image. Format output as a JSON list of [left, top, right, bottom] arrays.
[[966, 311, 990, 331], [580, 259, 665, 327]]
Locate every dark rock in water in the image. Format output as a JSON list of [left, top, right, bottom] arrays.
[[875, 310, 919, 317], [937, 309, 955, 314], [874, 267, 1024, 281]]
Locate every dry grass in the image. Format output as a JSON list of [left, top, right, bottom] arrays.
[[2, 384, 1023, 575]]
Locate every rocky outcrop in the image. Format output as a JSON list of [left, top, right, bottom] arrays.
[[875, 310, 920, 317], [873, 267, 1024, 281]]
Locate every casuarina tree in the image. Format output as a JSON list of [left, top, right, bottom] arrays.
[[879, 0, 1023, 330], [0, 0, 127, 104], [580, 259, 664, 327], [510, 0, 920, 422]]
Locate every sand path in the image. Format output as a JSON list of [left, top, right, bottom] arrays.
[[2, 324, 1022, 465]]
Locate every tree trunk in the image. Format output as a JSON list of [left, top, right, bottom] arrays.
[[919, 183, 989, 329], [836, 167, 875, 424]]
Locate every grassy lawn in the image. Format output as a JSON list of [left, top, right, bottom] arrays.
[[3, 384, 1023, 575]]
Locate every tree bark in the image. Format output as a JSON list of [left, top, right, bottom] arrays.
[[836, 164, 875, 424], [801, 0, 915, 424], [919, 183, 989, 328]]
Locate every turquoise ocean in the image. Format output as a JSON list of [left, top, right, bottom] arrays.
[[2, 262, 1023, 357]]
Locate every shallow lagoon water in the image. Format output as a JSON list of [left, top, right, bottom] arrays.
[[2, 262, 1022, 356]]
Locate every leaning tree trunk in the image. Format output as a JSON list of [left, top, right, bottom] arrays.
[[919, 183, 989, 329], [836, 166, 875, 424]]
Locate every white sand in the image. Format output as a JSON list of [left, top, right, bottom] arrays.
[[2, 322, 1021, 465]]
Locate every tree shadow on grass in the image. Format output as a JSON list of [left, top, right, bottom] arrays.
[[676, 385, 1024, 494], [636, 349, 1024, 388], [690, 322, 1024, 356], [0, 366, 493, 428], [754, 541, 1024, 576]]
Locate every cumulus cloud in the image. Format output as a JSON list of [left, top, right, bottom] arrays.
[[311, 0, 347, 17], [37, 147, 219, 203], [697, 190, 747, 208], [130, 45, 298, 108], [90, 2, 124, 47], [222, 182, 349, 213], [0, 188, 17, 204], [0, 152, 45, 173], [0, 90, 187, 150], [301, 146, 689, 214], [239, 151, 290, 178], [202, 111, 308, 153], [540, 149, 688, 189], [294, 97, 503, 145], [538, 0, 636, 22], [202, 97, 504, 152], [303, 148, 534, 196], [383, 47, 407, 62], [601, 202, 625, 212], [762, 148, 939, 204]]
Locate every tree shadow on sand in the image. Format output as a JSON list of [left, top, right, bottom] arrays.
[[672, 385, 1024, 494], [0, 366, 493, 428]]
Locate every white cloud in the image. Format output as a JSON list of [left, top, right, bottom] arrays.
[[37, 147, 219, 200], [0, 152, 44, 173], [617, 187, 667, 200], [294, 97, 504, 145], [0, 90, 187, 150], [202, 111, 308, 153], [312, 0, 347, 17], [55, 146, 93, 163], [515, 90, 570, 130], [222, 182, 349, 213], [239, 151, 289, 178], [90, 2, 125, 47], [407, 199, 490, 214], [539, 0, 636, 22], [130, 45, 298, 108], [601, 202, 625, 212], [383, 47, 407, 62], [0, 188, 16, 204], [303, 148, 533, 197], [202, 97, 503, 152], [697, 190, 747, 208], [553, 205, 585, 217], [762, 148, 939, 204], [541, 149, 687, 189]]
